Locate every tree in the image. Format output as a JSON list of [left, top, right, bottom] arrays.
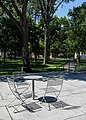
[[49, 16, 70, 58], [0, 0, 31, 72], [28, 22, 42, 61], [30, 0, 75, 64], [0, 16, 21, 63], [68, 2, 86, 62]]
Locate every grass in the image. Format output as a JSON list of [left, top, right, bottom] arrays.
[[77, 61, 86, 71], [0, 58, 68, 75]]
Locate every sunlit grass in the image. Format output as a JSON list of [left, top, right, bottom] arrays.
[[1, 58, 84, 75]]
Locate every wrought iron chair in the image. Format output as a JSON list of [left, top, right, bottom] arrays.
[[38, 75, 64, 111], [7, 75, 32, 113]]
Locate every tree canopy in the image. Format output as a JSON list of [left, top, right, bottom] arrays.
[[1, 0, 86, 69]]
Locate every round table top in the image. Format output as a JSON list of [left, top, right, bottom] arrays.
[[23, 75, 43, 80]]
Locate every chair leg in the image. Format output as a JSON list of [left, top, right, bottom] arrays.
[[8, 98, 25, 113], [13, 105, 20, 113], [40, 96, 46, 104], [12, 102, 25, 113], [39, 97, 51, 111], [8, 98, 17, 108], [48, 103, 51, 111]]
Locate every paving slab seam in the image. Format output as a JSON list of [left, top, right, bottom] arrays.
[[60, 90, 86, 98], [78, 108, 86, 114], [69, 91, 86, 96], [0, 92, 14, 120], [64, 113, 86, 120], [0, 92, 4, 100], [64, 82, 82, 88], [5, 105, 14, 120]]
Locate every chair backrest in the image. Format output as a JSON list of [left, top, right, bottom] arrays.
[[47, 75, 63, 87], [45, 75, 64, 95], [7, 77, 27, 102], [7, 77, 21, 100]]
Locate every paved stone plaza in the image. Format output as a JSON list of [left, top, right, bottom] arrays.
[[0, 71, 86, 120]]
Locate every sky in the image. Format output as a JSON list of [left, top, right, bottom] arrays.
[[55, 0, 86, 17]]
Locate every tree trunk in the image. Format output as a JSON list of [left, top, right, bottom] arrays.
[[3, 46, 6, 65], [77, 51, 80, 63], [43, 23, 49, 64], [48, 40, 50, 61], [0, 0, 32, 72], [10, 49, 12, 59], [13, 46, 16, 59], [22, 0, 32, 73], [34, 41, 37, 61]]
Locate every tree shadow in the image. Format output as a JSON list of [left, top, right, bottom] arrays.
[[33, 71, 86, 82], [0, 71, 86, 83]]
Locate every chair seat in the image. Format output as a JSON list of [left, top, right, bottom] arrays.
[[23, 93, 32, 98], [22, 102, 42, 111]]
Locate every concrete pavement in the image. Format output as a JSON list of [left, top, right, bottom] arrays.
[[0, 71, 86, 120]]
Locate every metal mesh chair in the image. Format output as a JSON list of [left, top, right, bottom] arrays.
[[38, 75, 64, 111], [7, 75, 32, 113]]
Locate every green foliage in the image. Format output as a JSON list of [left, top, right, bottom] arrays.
[[0, 15, 22, 58], [49, 16, 70, 58], [68, 2, 86, 53]]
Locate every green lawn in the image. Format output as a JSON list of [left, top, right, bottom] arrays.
[[0, 58, 68, 75], [77, 62, 86, 71]]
